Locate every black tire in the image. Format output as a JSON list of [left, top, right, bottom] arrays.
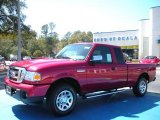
[[133, 77, 147, 97], [46, 84, 77, 116]]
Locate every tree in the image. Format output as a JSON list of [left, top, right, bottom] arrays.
[[45, 33, 59, 56], [0, 0, 28, 34], [41, 24, 49, 37], [0, 1, 60, 59], [68, 30, 93, 44], [49, 22, 55, 36], [41, 22, 59, 56], [27, 39, 39, 56], [33, 50, 43, 57], [57, 32, 72, 51], [21, 29, 37, 49], [56, 40, 67, 52], [0, 33, 17, 59], [63, 32, 72, 42], [41, 22, 56, 37]]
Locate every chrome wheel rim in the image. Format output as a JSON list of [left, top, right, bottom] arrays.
[[56, 90, 73, 111], [139, 80, 147, 94]]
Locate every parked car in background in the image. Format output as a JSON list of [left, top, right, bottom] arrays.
[[9, 54, 17, 61], [0, 55, 5, 65], [23, 56, 31, 60], [0, 55, 4, 62], [140, 56, 160, 65], [0, 55, 5, 70]]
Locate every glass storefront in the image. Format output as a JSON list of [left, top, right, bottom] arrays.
[[121, 45, 138, 59]]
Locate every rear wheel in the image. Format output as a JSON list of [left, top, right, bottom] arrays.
[[133, 77, 147, 97], [46, 84, 77, 116]]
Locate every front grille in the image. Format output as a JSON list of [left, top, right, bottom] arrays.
[[8, 66, 26, 83]]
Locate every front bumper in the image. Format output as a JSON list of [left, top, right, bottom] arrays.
[[5, 77, 50, 104]]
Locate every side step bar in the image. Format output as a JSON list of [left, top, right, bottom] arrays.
[[82, 87, 129, 99]]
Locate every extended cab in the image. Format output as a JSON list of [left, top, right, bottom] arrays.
[[5, 43, 156, 115]]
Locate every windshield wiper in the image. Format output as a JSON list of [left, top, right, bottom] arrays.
[[56, 56, 76, 60], [62, 56, 72, 59]]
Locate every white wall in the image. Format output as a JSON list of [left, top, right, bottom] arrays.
[[138, 19, 150, 59], [93, 30, 138, 47], [149, 7, 160, 58]]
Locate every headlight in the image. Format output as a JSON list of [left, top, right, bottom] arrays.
[[24, 71, 41, 81]]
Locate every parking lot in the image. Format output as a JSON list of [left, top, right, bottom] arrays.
[[0, 68, 160, 120]]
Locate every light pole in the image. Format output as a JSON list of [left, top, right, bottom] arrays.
[[17, 0, 21, 61]]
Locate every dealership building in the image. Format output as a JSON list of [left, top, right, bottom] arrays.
[[93, 6, 160, 59]]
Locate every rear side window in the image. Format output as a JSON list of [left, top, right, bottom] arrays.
[[114, 48, 125, 64]]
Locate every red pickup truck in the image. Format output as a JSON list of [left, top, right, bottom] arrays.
[[5, 43, 156, 115]]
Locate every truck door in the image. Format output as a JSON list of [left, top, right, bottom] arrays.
[[87, 45, 127, 92]]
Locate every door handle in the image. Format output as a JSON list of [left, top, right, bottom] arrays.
[[111, 67, 116, 71]]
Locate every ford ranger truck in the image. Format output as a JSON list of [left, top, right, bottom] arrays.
[[5, 43, 156, 116]]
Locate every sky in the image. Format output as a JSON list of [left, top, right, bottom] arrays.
[[23, 0, 160, 38]]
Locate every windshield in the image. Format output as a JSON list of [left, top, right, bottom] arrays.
[[55, 44, 93, 60], [144, 56, 156, 59]]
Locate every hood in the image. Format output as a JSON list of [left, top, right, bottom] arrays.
[[11, 58, 83, 71]]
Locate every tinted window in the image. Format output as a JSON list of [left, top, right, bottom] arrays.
[[91, 46, 112, 64], [144, 56, 156, 59], [114, 48, 125, 64]]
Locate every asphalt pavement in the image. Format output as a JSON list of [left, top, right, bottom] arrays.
[[0, 89, 160, 120], [0, 68, 160, 120]]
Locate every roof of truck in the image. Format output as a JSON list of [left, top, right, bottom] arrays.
[[73, 42, 120, 48]]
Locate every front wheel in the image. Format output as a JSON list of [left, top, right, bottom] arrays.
[[46, 84, 77, 116], [133, 77, 148, 97]]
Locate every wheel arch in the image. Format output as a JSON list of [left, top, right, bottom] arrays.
[[137, 72, 149, 83], [46, 77, 81, 97]]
